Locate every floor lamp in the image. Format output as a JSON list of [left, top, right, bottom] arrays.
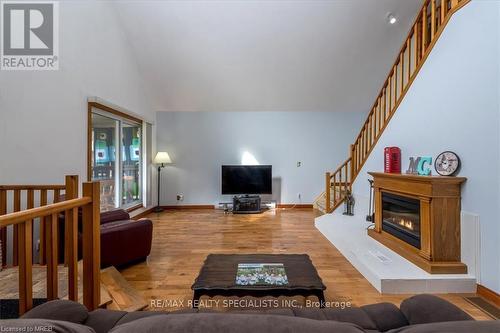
[[154, 152, 172, 213]]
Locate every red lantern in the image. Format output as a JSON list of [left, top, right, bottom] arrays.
[[384, 147, 401, 173]]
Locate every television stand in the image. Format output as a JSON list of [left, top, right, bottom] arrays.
[[233, 195, 262, 214]]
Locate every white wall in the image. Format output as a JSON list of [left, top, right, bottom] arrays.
[[351, 1, 500, 293], [156, 111, 364, 205], [0, 1, 155, 263], [0, 0, 155, 186]]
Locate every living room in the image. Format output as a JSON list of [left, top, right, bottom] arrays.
[[0, 0, 499, 332]]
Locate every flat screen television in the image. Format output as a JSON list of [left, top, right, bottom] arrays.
[[222, 165, 272, 195]]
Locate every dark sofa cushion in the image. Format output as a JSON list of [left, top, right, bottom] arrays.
[[387, 320, 500, 333], [0, 319, 95, 333], [361, 302, 409, 332], [100, 218, 153, 268], [114, 311, 166, 327], [21, 300, 88, 324], [85, 309, 127, 333], [109, 313, 366, 333], [100, 209, 130, 224], [400, 295, 473, 325], [293, 307, 378, 330]]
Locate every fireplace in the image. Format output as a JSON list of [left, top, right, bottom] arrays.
[[381, 193, 420, 249], [368, 172, 467, 274]]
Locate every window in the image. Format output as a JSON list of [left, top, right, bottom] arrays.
[[88, 102, 143, 211]]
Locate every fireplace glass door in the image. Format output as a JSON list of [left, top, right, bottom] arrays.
[[381, 192, 421, 248]]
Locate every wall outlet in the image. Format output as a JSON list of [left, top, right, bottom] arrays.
[[297, 161, 302, 167], [176, 194, 184, 201]]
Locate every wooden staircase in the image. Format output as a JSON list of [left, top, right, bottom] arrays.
[[313, 0, 470, 214], [313, 159, 351, 213], [100, 266, 148, 311], [0, 263, 147, 312]]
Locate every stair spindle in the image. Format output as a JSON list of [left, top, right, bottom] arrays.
[[46, 213, 58, 300], [18, 220, 33, 314], [422, 5, 428, 54], [431, 0, 436, 38], [39, 190, 47, 265], [13, 189, 21, 266], [0, 190, 6, 267]]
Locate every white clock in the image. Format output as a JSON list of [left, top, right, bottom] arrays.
[[435, 151, 460, 176]]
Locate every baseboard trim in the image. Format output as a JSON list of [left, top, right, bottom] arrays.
[[131, 206, 156, 219], [477, 284, 500, 307], [276, 204, 313, 209], [157, 204, 314, 210], [160, 205, 215, 210]]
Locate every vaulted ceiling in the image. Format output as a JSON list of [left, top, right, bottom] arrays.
[[113, 0, 422, 112]]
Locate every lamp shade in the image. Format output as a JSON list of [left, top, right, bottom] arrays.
[[154, 152, 172, 164]]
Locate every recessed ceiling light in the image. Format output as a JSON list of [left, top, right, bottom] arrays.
[[387, 13, 397, 25]]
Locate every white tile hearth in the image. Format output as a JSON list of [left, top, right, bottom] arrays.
[[315, 196, 476, 294]]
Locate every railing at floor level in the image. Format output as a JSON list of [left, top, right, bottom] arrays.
[[0, 176, 101, 314]]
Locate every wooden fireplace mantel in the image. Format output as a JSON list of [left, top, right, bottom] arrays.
[[367, 172, 467, 274]]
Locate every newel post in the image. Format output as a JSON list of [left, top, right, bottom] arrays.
[[325, 172, 331, 213], [82, 181, 100, 310], [350, 144, 355, 188], [65, 175, 79, 301]]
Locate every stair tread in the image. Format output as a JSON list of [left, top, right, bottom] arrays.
[[0, 264, 112, 308], [76, 261, 113, 308], [100, 266, 148, 312]]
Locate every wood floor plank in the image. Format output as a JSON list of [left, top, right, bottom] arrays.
[[118, 208, 490, 319]]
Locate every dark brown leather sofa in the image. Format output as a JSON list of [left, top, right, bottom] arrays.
[[58, 208, 153, 268], [99, 209, 153, 268], [5, 295, 499, 333]]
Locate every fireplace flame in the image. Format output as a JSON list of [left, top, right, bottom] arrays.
[[398, 219, 414, 231]]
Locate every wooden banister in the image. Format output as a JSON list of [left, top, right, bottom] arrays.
[[0, 185, 66, 190], [0, 198, 91, 227], [82, 181, 101, 311], [316, 0, 470, 213], [0, 177, 101, 314]]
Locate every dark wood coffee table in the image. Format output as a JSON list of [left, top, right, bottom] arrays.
[[191, 254, 326, 308]]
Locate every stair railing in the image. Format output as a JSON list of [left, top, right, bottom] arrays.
[[321, 0, 470, 213], [325, 158, 352, 213], [0, 176, 101, 314], [0, 183, 66, 267]]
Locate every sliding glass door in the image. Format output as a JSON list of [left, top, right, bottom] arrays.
[[121, 121, 142, 207], [89, 104, 143, 211], [90, 113, 119, 211]]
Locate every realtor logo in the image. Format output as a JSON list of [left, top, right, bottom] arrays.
[[1, 1, 59, 70]]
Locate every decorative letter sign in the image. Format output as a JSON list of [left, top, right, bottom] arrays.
[[406, 157, 421, 175], [417, 157, 432, 175]]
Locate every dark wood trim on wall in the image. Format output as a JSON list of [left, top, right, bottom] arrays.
[[87, 102, 144, 182], [88, 102, 142, 124], [87, 103, 92, 181], [477, 284, 500, 307], [160, 205, 215, 210], [276, 204, 313, 209], [158, 204, 313, 210], [125, 204, 144, 213], [130, 206, 156, 219]]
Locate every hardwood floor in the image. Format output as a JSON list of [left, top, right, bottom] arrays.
[[120, 208, 490, 319]]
